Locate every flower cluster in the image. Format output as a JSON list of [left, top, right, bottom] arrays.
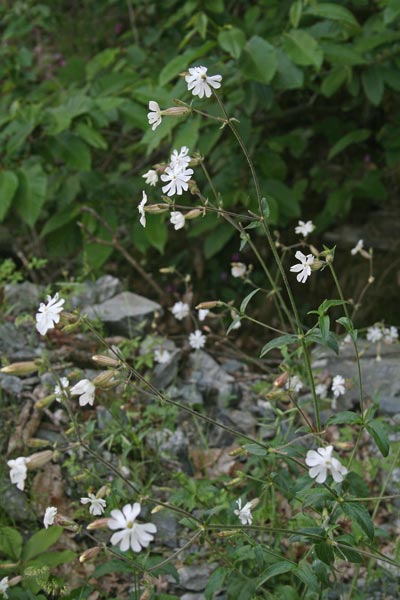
[[367, 324, 398, 344], [161, 146, 193, 198]]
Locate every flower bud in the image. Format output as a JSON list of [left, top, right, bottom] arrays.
[[144, 203, 170, 214], [60, 311, 78, 323], [92, 355, 120, 368], [159, 266, 175, 274], [87, 518, 110, 530], [1, 361, 38, 375], [185, 208, 202, 220], [8, 576, 22, 587], [215, 530, 237, 538], [96, 484, 110, 498], [27, 438, 52, 449], [150, 505, 164, 514], [226, 477, 243, 487], [26, 450, 53, 469], [360, 248, 371, 260], [273, 372, 289, 388], [195, 301, 221, 310], [92, 370, 119, 388], [161, 106, 190, 117], [310, 259, 324, 271], [55, 514, 80, 532], [35, 394, 57, 409], [228, 447, 246, 457], [79, 546, 102, 563]]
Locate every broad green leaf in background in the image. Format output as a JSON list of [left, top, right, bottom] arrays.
[[205, 567, 228, 600], [144, 214, 168, 254], [241, 36, 278, 83], [13, 164, 47, 227], [321, 66, 349, 97], [260, 334, 298, 357], [275, 49, 304, 89], [366, 419, 389, 457], [240, 288, 260, 313], [341, 502, 375, 541], [218, 27, 246, 59], [256, 561, 296, 588], [283, 30, 323, 70], [289, 0, 303, 28], [328, 128, 370, 160], [0, 170, 19, 222], [321, 42, 365, 66], [22, 526, 63, 561], [0, 526, 23, 560], [305, 3, 360, 29], [362, 65, 384, 106], [204, 222, 236, 258]]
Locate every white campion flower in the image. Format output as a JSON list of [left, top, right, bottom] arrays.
[[0, 577, 9, 599], [154, 349, 171, 364], [234, 498, 256, 525], [290, 250, 314, 284], [189, 329, 206, 350], [43, 506, 57, 528], [138, 191, 147, 228], [170, 211, 185, 230], [305, 445, 348, 484], [81, 493, 107, 516], [70, 379, 96, 407], [366, 325, 383, 343], [142, 169, 158, 186], [7, 457, 28, 491], [285, 375, 303, 393], [185, 66, 222, 99], [331, 375, 345, 398], [315, 383, 328, 398], [54, 377, 69, 402], [161, 165, 193, 196], [170, 146, 191, 170], [36, 293, 65, 336], [147, 101, 162, 130], [384, 326, 398, 344], [231, 262, 247, 278], [351, 239, 364, 256], [171, 301, 190, 321], [108, 502, 157, 553], [198, 308, 209, 321], [295, 220, 315, 237]]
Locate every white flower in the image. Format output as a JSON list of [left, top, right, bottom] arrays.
[[7, 457, 27, 491], [54, 377, 69, 402], [43, 506, 57, 528], [367, 325, 383, 343], [154, 349, 171, 364], [171, 301, 190, 321], [161, 165, 193, 196], [295, 220, 315, 237], [230, 310, 241, 330], [170, 146, 191, 170], [185, 66, 222, 99], [331, 375, 346, 398], [138, 190, 147, 228], [170, 211, 185, 230], [147, 101, 162, 131], [384, 326, 398, 344], [189, 330, 206, 350], [285, 375, 303, 393], [198, 308, 209, 321], [351, 239, 364, 255], [36, 293, 65, 336], [290, 250, 314, 284], [108, 502, 157, 552], [70, 379, 96, 407], [81, 493, 107, 516], [142, 169, 158, 186], [315, 383, 328, 398], [231, 262, 247, 278], [0, 577, 9, 598], [305, 445, 348, 484], [234, 498, 253, 525]]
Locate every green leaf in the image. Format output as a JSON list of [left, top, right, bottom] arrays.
[[275, 49, 304, 90], [327, 411, 362, 426], [289, 1, 303, 28], [384, 0, 400, 24], [92, 559, 135, 578], [0, 527, 23, 560], [305, 3, 360, 29], [58, 135, 92, 170], [218, 27, 246, 59], [362, 65, 384, 106], [335, 535, 363, 563], [14, 164, 47, 227], [256, 561, 295, 588], [75, 122, 107, 149], [316, 298, 348, 315], [40, 205, 80, 237], [321, 42, 366, 66], [144, 214, 168, 254], [341, 502, 375, 541], [0, 170, 19, 222], [260, 334, 298, 358], [241, 36, 278, 83], [159, 42, 215, 86], [314, 542, 334, 565], [240, 288, 260, 313], [22, 526, 63, 561], [321, 66, 349, 97], [296, 560, 319, 592], [205, 566, 228, 600], [28, 550, 76, 569], [283, 30, 323, 70], [319, 315, 330, 340], [336, 316, 354, 333], [328, 129, 370, 160], [366, 419, 389, 457], [204, 223, 236, 259], [243, 443, 267, 457]]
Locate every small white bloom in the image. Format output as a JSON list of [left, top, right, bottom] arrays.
[[290, 250, 314, 284], [147, 100, 162, 131], [234, 498, 253, 525], [108, 502, 157, 553], [7, 457, 27, 491], [81, 493, 107, 516], [383, 326, 398, 344], [351, 239, 364, 256], [0, 577, 9, 598], [54, 377, 69, 402], [171, 301, 190, 321], [154, 349, 171, 364], [138, 190, 147, 228], [70, 379, 96, 407], [170, 146, 191, 170], [43, 506, 57, 528], [231, 262, 247, 278], [142, 169, 158, 186], [305, 445, 348, 484], [367, 325, 383, 343], [185, 66, 222, 99], [285, 375, 303, 393], [198, 308, 209, 321], [170, 211, 185, 230], [331, 375, 346, 398], [161, 165, 193, 196], [189, 329, 206, 350], [295, 220, 315, 237], [36, 293, 65, 336], [230, 310, 241, 330], [315, 383, 328, 398]]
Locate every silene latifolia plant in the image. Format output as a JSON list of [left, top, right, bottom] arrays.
[[2, 63, 400, 600]]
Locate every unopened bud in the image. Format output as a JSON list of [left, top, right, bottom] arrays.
[[311, 259, 324, 271], [215, 530, 237, 538], [92, 355, 120, 368], [228, 447, 246, 457], [60, 311, 78, 323], [151, 505, 164, 514], [72, 473, 87, 482], [195, 301, 221, 310], [1, 361, 38, 375], [61, 322, 82, 333], [27, 438, 52, 449], [87, 517, 110, 530], [162, 106, 190, 117], [8, 576, 22, 587], [26, 450, 53, 469], [309, 245, 320, 257], [92, 370, 119, 388], [35, 394, 57, 409], [360, 249, 371, 260], [368, 275, 375, 284], [226, 477, 243, 487], [96, 484, 110, 498], [185, 208, 202, 220], [79, 546, 102, 563], [144, 203, 169, 214], [273, 372, 289, 388], [159, 266, 175, 274], [55, 514, 79, 532]]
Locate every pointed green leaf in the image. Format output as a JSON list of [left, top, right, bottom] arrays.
[[0, 170, 19, 221], [0, 527, 23, 560], [289, 1, 303, 28], [256, 561, 295, 588], [241, 36, 278, 83], [321, 66, 349, 97], [305, 3, 360, 29], [260, 334, 298, 358], [296, 560, 319, 592], [315, 542, 334, 565], [218, 27, 246, 59], [284, 30, 323, 70], [327, 411, 362, 426], [328, 129, 370, 160], [205, 566, 228, 600], [159, 42, 215, 86], [362, 65, 384, 106], [240, 288, 260, 313], [366, 419, 389, 457], [22, 526, 63, 561], [341, 502, 374, 541], [243, 443, 267, 456], [14, 164, 47, 227]]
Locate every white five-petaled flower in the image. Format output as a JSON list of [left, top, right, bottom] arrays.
[[198, 308, 209, 321], [43, 506, 58, 528], [0, 577, 9, 598], [290, 250, 314, 284], [305, 445, 348, 484], [170, 146, 191, 170], [154, 349, 171, 364], [70, 379, 96, 407], [147, 101, 162, 131], [351, 239, 364, 256], [108, 502, 157, 553], [331, 375, 346, 398], [138, 190, 147, 228], [161, 165, 193, 196], [384, 326, 398, 344], [36, 293, 65, 336], [142, 169, 158, 186], [81, 493, 107, 516], [234, 498, 254, 525], [367, 325, 383, 343], [171, 301, 190, 321], [7, 457, 28, 491], [231, 262, 247, 278], [185, 66, 222, 99], [54, 377, 69, 402], [295, 220, 315, 237], [285, 375, 303, 393], [170, 211, 185, 230], [189, 329, 206, 350]]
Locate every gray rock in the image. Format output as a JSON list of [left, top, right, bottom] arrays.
[[141, 336, 181, 389], [181, 594, 206, 600], [178, 564, 217, 592], [0, 482, 36, 522], [4, 282, 42, 313], [151, 510, 178, 549], [176, 384, 204, 407], [188, 351, 236, 408], [0, 322, 41, 361], [71, 275, 122, 308], [0, 374, 23, 395], [147, 428, 188, 458], [227, 409, 257, 435]]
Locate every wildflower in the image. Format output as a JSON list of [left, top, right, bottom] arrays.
[[285, 375, 303, 393], [305, 445, 348, 484], [189, 330, 206, 350], [185, 66, 222, 99], [54, 377, 69, 402], [351, 239, 364, 256], [315, 383, 328, 398], [384, 326, 398, 344], [70, 379, 96, 407], [171, 301, 190, 321], [295, 220, 315, 237], [198, 308, 209, 321], [108, 502, 157, 552], [81, 493, 107, 516], [170, 211, 185, 230], [154, 349, 171, 364], [231, 262, 247, 278], [290, 250, 314, 284], [332, 375, 346, 398], [367, 325, 383, 343], [161, 165, 193, 196], [230, 310, 241, 330], [147, 101, 162, 131], [170, 146, 191, 170], [138, 191, 147, 228], [7, 457, 27, 491], [234, 498, 255, 525], [43, 506, 58, 528], [36, 293, 65, 336], [142, 169, 158, 186], [0, 577, 9, 598]]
